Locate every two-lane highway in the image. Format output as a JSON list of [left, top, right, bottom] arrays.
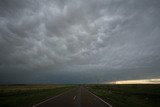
[[33, 86, 112, 107]]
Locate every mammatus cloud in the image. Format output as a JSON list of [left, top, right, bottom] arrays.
[[0, 0, 160, 83]]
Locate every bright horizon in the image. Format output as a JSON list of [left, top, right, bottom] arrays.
[[109, 78, 160, 84]]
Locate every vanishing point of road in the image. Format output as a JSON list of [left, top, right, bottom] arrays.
[[33, 86, 112, 107]]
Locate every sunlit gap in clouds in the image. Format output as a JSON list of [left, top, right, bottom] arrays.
[[108, 78, 160, 84]]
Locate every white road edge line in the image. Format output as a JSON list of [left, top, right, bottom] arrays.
[[73, 96, 76, 100], [32, 88, 75, 107], [87, 90, 113, 107]]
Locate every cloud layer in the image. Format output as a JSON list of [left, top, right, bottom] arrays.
[[0, 0, 160, 83]]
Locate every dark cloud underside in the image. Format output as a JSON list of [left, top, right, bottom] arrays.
[[0, 0, 160, 83]]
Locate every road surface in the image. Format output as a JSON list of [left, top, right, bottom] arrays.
[[33, 86, 112, 107]]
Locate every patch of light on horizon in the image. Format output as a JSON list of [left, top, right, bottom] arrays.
[[107, 78, 160, 84]]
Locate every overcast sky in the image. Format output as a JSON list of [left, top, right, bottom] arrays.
[[0, 0, 160, 84]]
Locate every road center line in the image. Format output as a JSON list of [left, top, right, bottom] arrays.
[[73, 96, 76, 100]]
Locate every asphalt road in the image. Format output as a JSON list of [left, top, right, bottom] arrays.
[[33, 86, 112, 107]]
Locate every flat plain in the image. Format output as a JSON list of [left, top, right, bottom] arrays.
[[0, 84, 74, 107], [0, 84, 160, 107], [87, 84, 160, 107]]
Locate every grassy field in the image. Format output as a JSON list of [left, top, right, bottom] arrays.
[[87, 84, 160, 107], [0, 84, 75, 107]]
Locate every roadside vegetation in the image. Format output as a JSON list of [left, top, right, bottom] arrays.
[[0, 84, 75, 107], [87, 84, 160, 107]]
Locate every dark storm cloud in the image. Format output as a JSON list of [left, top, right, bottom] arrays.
[[0, 0, 160, 83]]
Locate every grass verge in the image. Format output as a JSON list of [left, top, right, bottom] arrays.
[[0, 84, 75, 107], [87, 84, 160, 107]]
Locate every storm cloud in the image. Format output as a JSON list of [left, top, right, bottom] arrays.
[[0, 0, 160, 83]]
